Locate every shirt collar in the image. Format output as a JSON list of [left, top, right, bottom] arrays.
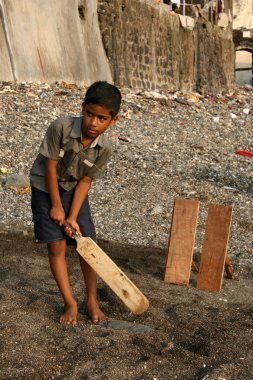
[[70, 117, 104, 147]]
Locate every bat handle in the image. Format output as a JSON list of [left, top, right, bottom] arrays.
[[62, 220, 81, 238]]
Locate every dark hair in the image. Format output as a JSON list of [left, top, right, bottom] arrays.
[[84, 81, 122, 118]]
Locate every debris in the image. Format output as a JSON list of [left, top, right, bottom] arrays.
[[235, 150, 253, 158], [175, 98, 190, 106], [147, 205, 164, 215], [40, 92, 48, 99], [118, 136, 130, 142], [161, 341, 174, 353], [16, 187, 31, 195], [143, 91, 168, 101], [0, 167, 8, 174], [187, 94, 199, 103]]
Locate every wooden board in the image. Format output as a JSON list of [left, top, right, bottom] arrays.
[[164, 198, 200, 285], [75, 236, 149, 315], [197, 204, 233, 292]]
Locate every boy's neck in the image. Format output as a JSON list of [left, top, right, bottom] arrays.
[[82, 135, 95, 147]]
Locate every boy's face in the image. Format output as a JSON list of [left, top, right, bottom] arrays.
[[82, 103, 118, 139]]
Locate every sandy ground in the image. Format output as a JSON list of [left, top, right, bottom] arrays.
[[1, 229, 253, 380]]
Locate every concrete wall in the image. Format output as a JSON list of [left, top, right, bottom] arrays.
[[0, 0, 234, 93], [0, 0, 112, 84]]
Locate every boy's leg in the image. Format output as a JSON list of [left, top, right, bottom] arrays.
[[62, 190, 106, 323], [48, 240, 78, 325], [78, 256, 106, 323]]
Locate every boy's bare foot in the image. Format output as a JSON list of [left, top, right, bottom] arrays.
[[87, 299, 107, 324], [60, 301, 78, 325]]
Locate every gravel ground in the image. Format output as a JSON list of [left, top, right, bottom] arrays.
[[0, 81, 252, 269], [0, 81, 252, 380]]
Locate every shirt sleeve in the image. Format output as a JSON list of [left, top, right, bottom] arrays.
[[85, 146, 111, 180], [39, 119, 63, 160]]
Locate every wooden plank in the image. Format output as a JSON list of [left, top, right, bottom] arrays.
[[197, 204, 233, 292], [164, 198, 200, 285], [75, 236, 149, 315]]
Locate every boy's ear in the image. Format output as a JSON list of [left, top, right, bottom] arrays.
[[82, 102, 86, 113], [110, 115, 118, 126]]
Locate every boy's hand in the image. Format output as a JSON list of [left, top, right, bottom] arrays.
[[50, 206, 65, 226], [64, 218, 81, 238]]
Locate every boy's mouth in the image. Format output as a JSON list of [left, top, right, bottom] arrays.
[[87, 128, 98, 136]]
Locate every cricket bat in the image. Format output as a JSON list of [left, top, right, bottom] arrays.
[[63, 222, 149, 315]]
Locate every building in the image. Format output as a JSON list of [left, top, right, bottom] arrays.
[[233, 0, 253, 85]]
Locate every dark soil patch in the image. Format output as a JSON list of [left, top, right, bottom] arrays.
[[1, 230, 253, 380]]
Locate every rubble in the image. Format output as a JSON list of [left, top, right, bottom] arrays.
[[0, 81, 252, 271]]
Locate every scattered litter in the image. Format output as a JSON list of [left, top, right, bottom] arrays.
[[147, 205, 164, 215], [0, 167, 8, 174], [223, 186, 238, 192], [40, 92, 48, 99], [16, 187, 31, 195], [235, 150, 253, 158], [118, 136, 130, 142], [161, 341, 174, 353]]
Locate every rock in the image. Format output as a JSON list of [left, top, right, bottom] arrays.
[[147, 205, 164, 215], [3, 174, 30, 189], [0, 166, 8, 174]]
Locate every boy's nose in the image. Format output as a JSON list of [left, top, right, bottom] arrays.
[[90, 116, 98, 127]]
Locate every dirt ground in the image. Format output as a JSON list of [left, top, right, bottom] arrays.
[[1, 229, 253, 380]]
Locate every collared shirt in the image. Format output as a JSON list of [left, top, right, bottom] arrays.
[[30, 116, 111, 192]]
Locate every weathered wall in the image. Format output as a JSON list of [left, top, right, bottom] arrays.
[[0, 0, 112, 84], [98, 0, 234, 93], [0, 0, 234, 93]]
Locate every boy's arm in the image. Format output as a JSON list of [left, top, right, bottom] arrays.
[[65, 176, 92, 236], [46, 159, 65, 225]]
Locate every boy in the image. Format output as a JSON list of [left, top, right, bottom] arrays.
[[30, 81, 121, 325]]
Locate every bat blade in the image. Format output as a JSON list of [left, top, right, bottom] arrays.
[[75, 236, 149, 315]]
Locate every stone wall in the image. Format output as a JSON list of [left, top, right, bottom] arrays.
[[0, 0, 234, 93], [98, 0, 234, 93]]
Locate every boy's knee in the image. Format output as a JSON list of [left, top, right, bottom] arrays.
[[47, 240, 66, 256]]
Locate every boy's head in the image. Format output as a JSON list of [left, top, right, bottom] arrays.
[[81, 81, 121, 140], [83, 81, 121, 118]]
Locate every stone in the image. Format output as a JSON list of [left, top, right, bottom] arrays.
[[3, 174, 30, 189], [147, 205, 164, 215]]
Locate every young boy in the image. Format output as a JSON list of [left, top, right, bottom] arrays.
[[30, 81, 121, 325]]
